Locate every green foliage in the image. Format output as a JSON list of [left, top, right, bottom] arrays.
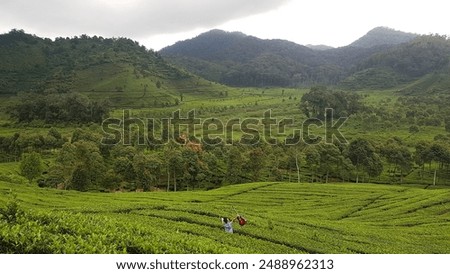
[[400, 68, 450, 95], [340, 68, 400, 90], [53, 140, 106, 191], [161, 30, 346, 87], [132, 153, 162, 191], [0, 30, 190, 95], [360, 35, 450, 82], [225, 146, 247, 184], [244, 148, 266, 181], [0, 191, 22, 224], [9, 92, 110, 124], [348, 139, 383, 181], [381, 139, 413, 176], [19, 152, 43, 183], [161, 28, 449, 89], [300, 86, 364, 118]]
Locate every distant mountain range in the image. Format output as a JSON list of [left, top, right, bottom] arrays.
[[1, 27, 449, 98], [161, 27, 450, 92]]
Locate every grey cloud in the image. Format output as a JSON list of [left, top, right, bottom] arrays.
[[0, 0, 291, 38]]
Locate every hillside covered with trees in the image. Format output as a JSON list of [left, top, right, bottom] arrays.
[[161, 28, 450, 92], [0, 29, 192, 95]]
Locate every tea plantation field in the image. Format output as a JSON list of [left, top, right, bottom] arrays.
[[0, 181, 449, 254]]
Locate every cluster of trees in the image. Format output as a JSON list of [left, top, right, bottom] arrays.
[[41, 130, 281, 191], [0, 128, 66, 161], [353, 95, 450, 132], [300, 86, 365, 118], [415, 141, 450, 183], [7, 125, 446, 192], [9, 92, 110, 124]]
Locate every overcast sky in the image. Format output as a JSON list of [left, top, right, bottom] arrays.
[[0, 0, 448, 50]]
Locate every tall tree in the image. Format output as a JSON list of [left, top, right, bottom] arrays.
[[348, 138, 383, 183], [168, 149, 184, 192], [55, 141, 105, 191], [382, 139, 413, 182], [20, 152, 43, 183], [225, 146, 247, 184], [317, 143, 341, 183], [245, 148, 266, 181], [305, 146, 320, 183], [181, 149, 201, 190], [132, 153, 162, 191]]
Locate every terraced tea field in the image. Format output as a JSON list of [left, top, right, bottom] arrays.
[[0, 181, 449, 254]]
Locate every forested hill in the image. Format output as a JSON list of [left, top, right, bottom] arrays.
[[342, 34, 450, 92], [349, 27, 417, 48], [2, 28, 449, 95], [0, 29, 192, 95], [160, 28, 450, 91], [160, 29, 325, 87]]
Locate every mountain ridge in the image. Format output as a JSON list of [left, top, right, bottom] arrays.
[[160, 27, 450, 91], [1, 27, 449, 96], [349, 26, 417, 48]]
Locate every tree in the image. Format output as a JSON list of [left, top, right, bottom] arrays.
[[414, 141, 431, 181], [202, 151, 222, 188], [427, 142, 450, 184], [366, 154, 384, 181], [167, 149, 184, 192], [54, 141, 105, 191], [305, 146, 320, 183], [181, 149, 201, 190], [382, 139, 413, 182], [285, 146, 304, 183], [348, 138, 383, 183], [245, 148, 266, 181], [133, 153, 162, 191], [114, 157, 135, 182], [300, 86, 363, 119], [225, 146, 247, 184], [317, 143, 341, 183], [20, 152, 43, 183], [9, 92, 110, 124], [409, 125, 420, 134], [101, 169, 122, 191], [445, 118, 450, 132]]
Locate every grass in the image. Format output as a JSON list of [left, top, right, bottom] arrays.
[[1, 180, 449, 254]]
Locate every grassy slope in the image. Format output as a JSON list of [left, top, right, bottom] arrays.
[[1, 181, 449, 254]]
